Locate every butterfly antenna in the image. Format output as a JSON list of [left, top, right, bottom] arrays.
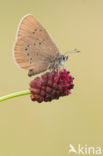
[[64, 48, 80, 55]]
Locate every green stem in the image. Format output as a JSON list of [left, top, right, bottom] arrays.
[[0, 90, 31, 102]]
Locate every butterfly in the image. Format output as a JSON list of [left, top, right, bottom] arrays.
[[13, 14, 79, 76]]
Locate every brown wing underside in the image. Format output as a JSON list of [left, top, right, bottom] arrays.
[[13, 14, 60, 74], [14, 35, 52, 70]]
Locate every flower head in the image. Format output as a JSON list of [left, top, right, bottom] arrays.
[[30, 69, 74, 103]]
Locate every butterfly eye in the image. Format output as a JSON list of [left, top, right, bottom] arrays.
[[63, 56, 65, 60], [62, 56, 68, 61]]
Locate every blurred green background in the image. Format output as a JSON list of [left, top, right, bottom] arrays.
[[0, 0, 103, 155]]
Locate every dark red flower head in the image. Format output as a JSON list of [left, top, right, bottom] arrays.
[[30, 69, 74, 103]]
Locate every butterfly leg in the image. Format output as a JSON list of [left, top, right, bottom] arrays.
[[63, 64, 66, 69], [58, 67, 61, 75]]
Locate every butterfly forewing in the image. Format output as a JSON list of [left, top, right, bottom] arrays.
[[14, 14, 60, 74]]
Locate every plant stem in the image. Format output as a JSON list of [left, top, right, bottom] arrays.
[[0, 90, 31, 102]]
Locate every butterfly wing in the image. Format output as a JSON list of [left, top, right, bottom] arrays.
[[13, 14, 60, 74]]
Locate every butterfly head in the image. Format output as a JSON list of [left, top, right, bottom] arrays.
[[61, 55, 68, 62]]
